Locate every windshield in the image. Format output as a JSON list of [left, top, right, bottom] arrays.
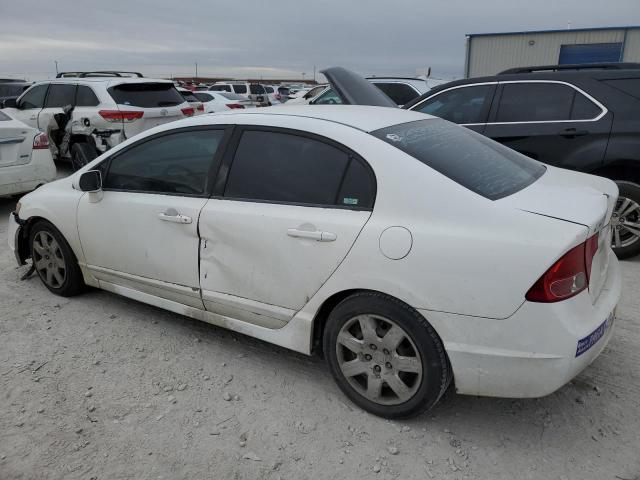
[[372, 119, 545, 200]]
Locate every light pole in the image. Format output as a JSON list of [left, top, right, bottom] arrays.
[[54, 60, 59, 76], [302, 72, 306, 82], [195, 62, 198, 82]]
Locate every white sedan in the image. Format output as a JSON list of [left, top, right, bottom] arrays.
[[8, 105, 621, 418], [0, 110, 55, 197], [193, 91, 259, 113]]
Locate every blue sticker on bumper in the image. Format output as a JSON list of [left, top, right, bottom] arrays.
[[576, 311, 615, 357]]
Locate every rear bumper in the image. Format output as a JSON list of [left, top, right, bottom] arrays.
[[0, 149, 56, 197], [422, 248, 622, 398]]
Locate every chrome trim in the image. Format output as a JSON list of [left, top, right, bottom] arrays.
[[410, 80, 608, 126]]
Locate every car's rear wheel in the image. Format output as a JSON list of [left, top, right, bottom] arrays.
[[612, 181, 640, 259], [323, 292, 451, 419], [29, 220, 85, 296]]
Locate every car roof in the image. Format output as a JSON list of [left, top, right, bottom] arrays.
[[189, 105, 432, 132], [30, 77, 174, 87]]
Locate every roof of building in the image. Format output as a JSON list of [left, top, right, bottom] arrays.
[[467, 25, 640, 38]]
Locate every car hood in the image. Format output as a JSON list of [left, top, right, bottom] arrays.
[[320, 67, 397, 107]]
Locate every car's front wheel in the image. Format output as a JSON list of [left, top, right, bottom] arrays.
[[323, 292, 451, 419], [612, 181, 640, 259], [29, 220, 86, 296]]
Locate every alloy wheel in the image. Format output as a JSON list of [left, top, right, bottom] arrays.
[[335, 314, 422, 406], [611, 195, 640, 250], [33, 231, 66, 288]]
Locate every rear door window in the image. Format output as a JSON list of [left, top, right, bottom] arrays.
[[233, 84, 247, 94], [103, 129, 225, 195], [210, 85, 231, 92], [224, 130, 374, 208], [108, 83, 185, 107], [18, 84, 48, 109], [75, 85, 100, 107], [413, 85, 494, 124], [495, 82, 601, 122], [249, 84, 265, 94], [372, 119, 545, 200], [45, 84, 76, 108], [372, 82, 419, 106]]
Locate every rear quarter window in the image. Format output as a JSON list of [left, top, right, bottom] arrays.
[[108, 83, 185, 108], [249, 84, 265, 94], [372, 119, 545, 200]]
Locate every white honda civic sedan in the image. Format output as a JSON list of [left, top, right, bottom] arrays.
[[8, 105, 621, 418]]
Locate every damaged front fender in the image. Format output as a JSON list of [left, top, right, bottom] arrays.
[[10, 211, 29, 266]]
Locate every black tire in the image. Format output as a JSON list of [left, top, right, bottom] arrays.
[[612, 181, 640, 260], [29, 220, 86, 297], [323, 292, 451, 419], [70, 142, 97, 171]]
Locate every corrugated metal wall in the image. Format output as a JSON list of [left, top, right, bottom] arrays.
[[467, 28, 639, 77]]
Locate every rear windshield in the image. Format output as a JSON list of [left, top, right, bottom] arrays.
[[180, 90, 199, 102], [194, 92, 214, 102], [0, 83, 28, 98], [372, 119, 545, 200], [108, 83, 185, 108], [249, 84, 266, 94]]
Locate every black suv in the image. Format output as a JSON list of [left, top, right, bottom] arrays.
[[404, 63, 640, 259]]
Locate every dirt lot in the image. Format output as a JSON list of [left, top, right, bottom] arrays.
[[1, 189, 639, 480]]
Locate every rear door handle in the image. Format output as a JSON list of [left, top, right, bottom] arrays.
[[287, 228, 336, 242], [158, 208, 192, 224], [559, 128, 589, 138]]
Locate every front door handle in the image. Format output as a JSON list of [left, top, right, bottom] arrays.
[[287, 228, 337, 242], [158, 208, 192, 224]]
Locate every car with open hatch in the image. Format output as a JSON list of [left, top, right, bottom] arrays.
[[8, 75, 621, 418]]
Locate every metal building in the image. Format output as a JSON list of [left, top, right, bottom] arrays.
[[465, 25, 640, 77]]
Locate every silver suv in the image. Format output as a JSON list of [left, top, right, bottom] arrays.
[[209, 82, 269, 105], [1, 71, 192, 166]]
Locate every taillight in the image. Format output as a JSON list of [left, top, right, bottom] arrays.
[[181, 107, 195, 116], [33, 132, 49, 149], [197, 104, 204, 112], [526, 233, 599, 303], [227, 104, 245, 109], [99, 110, 144, 123]]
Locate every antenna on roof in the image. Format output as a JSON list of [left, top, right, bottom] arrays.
[[567, 21, 572, 30]]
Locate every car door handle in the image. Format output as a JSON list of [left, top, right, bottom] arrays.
[[287, 228, 337, 242], [158, 210, 192, 224], [0, 137, 25, 145], [559, 128, 589, 137]]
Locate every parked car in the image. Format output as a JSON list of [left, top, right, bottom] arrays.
[[263, 85, 282, 104], [209, 82, 269, 105], [403, 63, 640, 259], [1, 71, 193, 167], [10, 70, 620, 419], [192, 91, 258, 112], [0, 110, 55, 197], [0, 79, 32, 104], [178, 87, 205, 115], [366, 77, 444, 106], [284, 85, 329, 105]]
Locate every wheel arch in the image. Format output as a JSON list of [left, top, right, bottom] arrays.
[[591, 161, 640, 184]]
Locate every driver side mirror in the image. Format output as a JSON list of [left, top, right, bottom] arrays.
[[78, 170, 102, 192]]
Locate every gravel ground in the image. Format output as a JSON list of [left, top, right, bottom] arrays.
[[1, 185, 639, 480]]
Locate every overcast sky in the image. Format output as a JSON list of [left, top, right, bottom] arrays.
[[1, 0, 639, 82]]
